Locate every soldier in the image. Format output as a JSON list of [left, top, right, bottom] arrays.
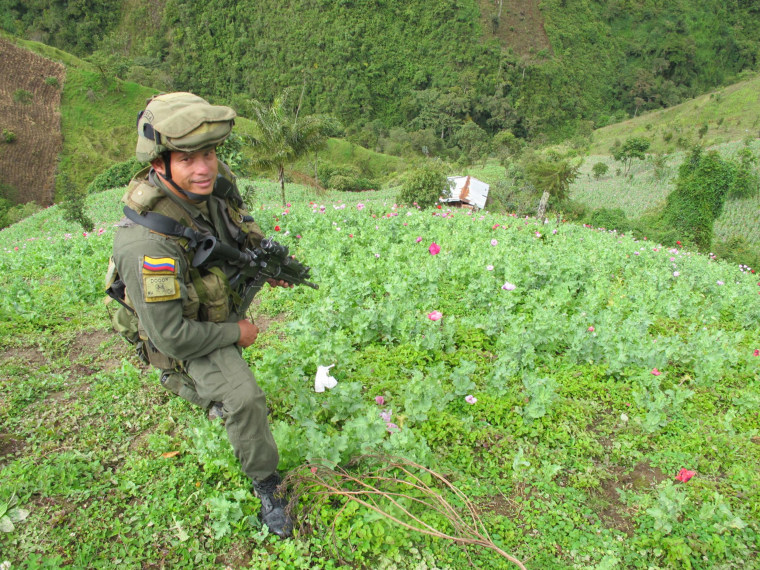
[[107, 92, 292, 538]]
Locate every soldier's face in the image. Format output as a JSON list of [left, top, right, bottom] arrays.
[[153, 148, 219, 198]]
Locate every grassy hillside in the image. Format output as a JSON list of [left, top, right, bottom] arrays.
[[1, 184, 759, 568], [589, 72, 760, 155]]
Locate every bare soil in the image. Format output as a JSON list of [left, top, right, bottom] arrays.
[[477, 0, 552, 60], [0, 37, 66, 206]]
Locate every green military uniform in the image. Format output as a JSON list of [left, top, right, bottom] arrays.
[[112, 165, 279, 482]]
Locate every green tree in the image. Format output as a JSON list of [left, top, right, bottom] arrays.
[[58, 173, 94, 232], [523, 154, 581, 202], [397, 161, 451, 209], [663, 148, 736, 250], [612, 137, 651, 175], [246, 88, 338, 206]]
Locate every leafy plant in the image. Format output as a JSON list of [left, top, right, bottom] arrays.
[[0, 493, 29, 533], [396, 161, 451, 209]]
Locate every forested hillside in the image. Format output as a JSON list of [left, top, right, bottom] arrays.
[[2, 0, 759, 145]]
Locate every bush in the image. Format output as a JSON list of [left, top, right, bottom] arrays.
[[86, 157, 143, 194], [1, 201, 43, 229], [592, 162, 608, 179], [2, 129, 16, 143], [586, 208, 631, 232], [12, 89, 33, 104], [59, 173, 94, 231], [397, 162, 450, 209], [662, 148, 738, 250], [712, 236, 759, 269], [44, 76, 60, 88]]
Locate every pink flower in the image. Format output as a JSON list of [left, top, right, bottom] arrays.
[[486, 265, 494, 271], [465, 395, 477, 404], [380, 410, 392, 422], [501, 282, 516, 291], [675, 468, 695, 483], [310, 466, 318, 474], [386, 422, 400, 433], [588, 326, 595, 332], [490, 239, 498, 246], [357, 203, 365, 210], [375, 395, 385, 406], [428, 310, 443, 321], [429, 242, 441, 255], [754, 349, 759, 357], [651, 368, 661, 376], [416, 236, 423, 243]]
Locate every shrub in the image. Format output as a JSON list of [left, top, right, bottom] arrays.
[[662, 148, 736, 250], [86, 157, 143, 194], [712, 236, 759, 270], [2, 129, 16, 143], [592, 162, 608, 179], [586, 208, 631, 232], [59, 173, 94, 231], [612, 136, 650, 175], [397, 162, 451, 209], [44, 76, 60, 88], [12, 89, 33, 104]]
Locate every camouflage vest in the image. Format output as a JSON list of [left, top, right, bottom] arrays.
[[105, 162, 263, 368]]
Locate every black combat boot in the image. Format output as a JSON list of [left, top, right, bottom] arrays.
[[253, 472, 293, 538]]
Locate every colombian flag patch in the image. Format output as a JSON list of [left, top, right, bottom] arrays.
[[143, 256, 176, 273]]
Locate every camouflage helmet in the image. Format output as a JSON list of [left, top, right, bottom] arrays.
[[135, 92, 236, 162]]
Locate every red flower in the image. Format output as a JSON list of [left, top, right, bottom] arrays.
[[675, 468, 695, 483], [676, 241, 681, 245], [753, 349, 759, 357], [436, 205, 442, 209], [274, 225, 281, 232]]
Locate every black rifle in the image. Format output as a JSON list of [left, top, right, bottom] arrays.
[[192, 236, 318, 311]]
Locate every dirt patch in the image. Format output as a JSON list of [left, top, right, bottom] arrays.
[[0, 433, 27, 465], [68, 328, 130, 374], [1, 345, 48, 368], [592, 462, 669, 536], [478, 0, 552, 60], [0, 37, 66, 206], [215, 541, 253, 568]]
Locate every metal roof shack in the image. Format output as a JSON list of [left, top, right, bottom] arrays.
[[442, 176, 490, 210]]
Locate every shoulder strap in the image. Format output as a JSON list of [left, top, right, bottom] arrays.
[[123, 206, 203, 248]]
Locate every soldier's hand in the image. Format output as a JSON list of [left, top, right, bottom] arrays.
[[237, 319, 259, 347]]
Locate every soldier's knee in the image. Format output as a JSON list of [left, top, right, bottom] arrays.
[[226, 382, 268, 416]]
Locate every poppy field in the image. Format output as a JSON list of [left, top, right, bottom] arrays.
[[0, 181, 759, 569]]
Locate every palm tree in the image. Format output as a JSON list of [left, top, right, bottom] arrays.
[[246, 88, 339, 206]]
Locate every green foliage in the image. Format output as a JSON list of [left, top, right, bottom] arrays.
[[592, 162, 609, 179], [44, 76, 60, 88], [246, 88, 339, 205], [586, 208, 631, 233], [2, 129, 16, 143], [523, 153, 581, 201], [12, 89, 32, 104], [58, 173, 94, 231], [663, 148, 738, 250], [612, 137, 651, 175], [396, 161, 451, 209], [86, 157, 141, 194]]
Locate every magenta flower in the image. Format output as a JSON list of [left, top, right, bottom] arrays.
[[588, 326, 595, 332], [754, 349, 759, 357], [675, 468, 695, 483], [651, 368, 661, 376], [428, 310, 443, 321], [465, 395, 477, 404], [375, 395, 385, 406], [415, 236, 423, 243], [429, 242, 441, 255]]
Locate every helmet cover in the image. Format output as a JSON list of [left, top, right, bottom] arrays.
[[136, 92, 236, 162]]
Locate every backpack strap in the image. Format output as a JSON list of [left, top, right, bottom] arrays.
[[123, 206, 203, 249]]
